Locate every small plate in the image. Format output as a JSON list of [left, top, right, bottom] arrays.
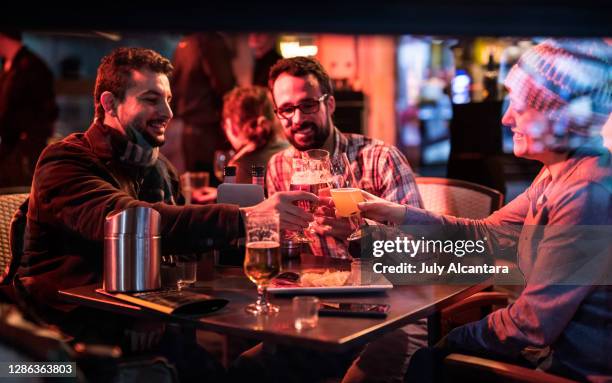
[[268, 273, 393, 295]]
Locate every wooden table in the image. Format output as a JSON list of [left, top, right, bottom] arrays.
[[59, 255, 489, 353]]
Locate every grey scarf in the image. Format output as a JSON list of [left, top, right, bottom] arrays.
[[108, 126, 176, 205]]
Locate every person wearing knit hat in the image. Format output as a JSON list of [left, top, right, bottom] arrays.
[[356, 38, 612, 382], [503, 38, 611, 155]]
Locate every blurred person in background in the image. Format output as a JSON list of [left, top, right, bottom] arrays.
[[248, 33, 283, 87], [358, 39, 612, 382], [223, 85, 288, 184], [170, 32, 236, 184], [189, 85, 289, 203], [0, 30, 57, 187]]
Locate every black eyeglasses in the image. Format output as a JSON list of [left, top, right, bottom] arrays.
[[275, 94, 328, 120]]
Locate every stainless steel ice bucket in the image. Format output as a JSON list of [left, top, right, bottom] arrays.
[[104, 206, 161, 292]]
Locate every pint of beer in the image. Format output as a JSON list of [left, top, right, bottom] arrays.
[[244, 241, 281, 285], [244, 211, 282, 315], [290, 181, 331, 213]]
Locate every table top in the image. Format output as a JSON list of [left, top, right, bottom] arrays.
[[59, 256, 489, 352]]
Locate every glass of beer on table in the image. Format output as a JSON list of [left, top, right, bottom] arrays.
[[244, 211, 281, 315]]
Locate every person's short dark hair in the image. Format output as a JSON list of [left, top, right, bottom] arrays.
[[94, 47, 173, 123], [223, 86, 278, 149], [268, 56, 333, 99]]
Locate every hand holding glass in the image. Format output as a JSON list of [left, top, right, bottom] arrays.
[[289, 158, 315, 243], [289, 150, 333, 243], [329, 153, 364, 241]]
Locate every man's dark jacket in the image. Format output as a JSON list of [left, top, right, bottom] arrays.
[[18, 122, 242, 312]]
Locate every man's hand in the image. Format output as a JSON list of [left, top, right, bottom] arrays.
[[312, 215, 354, 240], [312, 198, 355, 240], [357, 190, 406, 225], [192, 186, 217, 204], [243, 191, 318, 231]]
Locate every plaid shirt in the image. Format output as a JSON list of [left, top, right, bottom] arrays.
[[267, 127, 422, 257]]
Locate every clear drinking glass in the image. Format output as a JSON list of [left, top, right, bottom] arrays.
[[293, 296, 320, 331], [289, 149, 333, 241], [180, 171, 210, 205], [176, 258, 197, 290], [289, 158, 314, 243], [244, 212, 281, 315], [303, 148, 330, 163], [328, 153, 364, 241], [305, 149, 333, 235]]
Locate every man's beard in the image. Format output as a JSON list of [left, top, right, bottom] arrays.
[[142, 131, 164, 147], [288, 120, 330, 151], [129, 120, 165, 148]]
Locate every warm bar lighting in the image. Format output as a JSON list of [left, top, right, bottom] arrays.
[[280, 41, 318, 58]]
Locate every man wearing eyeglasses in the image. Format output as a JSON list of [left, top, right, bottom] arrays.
[[266, 56, 423, 259], [237, 56, 425, 383]]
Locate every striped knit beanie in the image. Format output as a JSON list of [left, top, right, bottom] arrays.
[[504, 39, 611, 135]]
